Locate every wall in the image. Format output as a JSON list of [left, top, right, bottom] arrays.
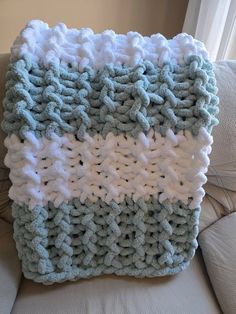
[[0, 0, 188, 53]]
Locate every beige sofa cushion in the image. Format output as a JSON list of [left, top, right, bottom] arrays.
[[199, 60, 236, 230], [199, 212, 236, 314], [0, 219, 22, 314], [208, 60, 236, 191], [11, 250, 220, 314]]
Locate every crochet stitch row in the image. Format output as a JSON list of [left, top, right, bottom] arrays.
[[12, 20, 208, 70], [12, 196, 200, 284], [2, 57, 218, 140], [4, 128, 212, 210]]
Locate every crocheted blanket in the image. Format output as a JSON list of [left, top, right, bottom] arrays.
[[2, 20, 219, 284]]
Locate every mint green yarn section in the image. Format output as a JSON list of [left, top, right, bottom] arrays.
[[12, 197, 200, 284], [2, 56, 219, 140]]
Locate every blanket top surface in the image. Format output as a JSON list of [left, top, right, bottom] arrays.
[[2, 20, 219, 284]]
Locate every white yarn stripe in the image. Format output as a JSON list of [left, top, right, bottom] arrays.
[[11, 20, 209, 71], [4, 128, 212, 210]]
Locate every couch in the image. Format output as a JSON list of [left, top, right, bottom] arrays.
[[0, 53, 236, 314]]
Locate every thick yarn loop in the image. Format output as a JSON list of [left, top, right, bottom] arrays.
[[12, 203, 55, 276], [2, 56, 219, 140], [12, 197, 200, 284]]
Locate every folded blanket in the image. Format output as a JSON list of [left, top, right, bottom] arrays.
[[2, 20, 219, 284]]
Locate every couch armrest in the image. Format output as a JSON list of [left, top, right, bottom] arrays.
[[0, 219, 22, 314], [199, 212, 236, 314]]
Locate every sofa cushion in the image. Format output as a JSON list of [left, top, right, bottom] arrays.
[[199, 212, 236, 314], [208, 60, 236, 190], [11, 250, 220, 314], [0, 219, 22, 314], [199, 183, 236, 232], [200, 60, 236, 231]]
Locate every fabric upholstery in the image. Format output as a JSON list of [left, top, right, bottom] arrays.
[[200, 60, 236, 231], [205, 60, 236, 219], [11, 250, 221, 314], [207, 60, 236, 191], [199, 184, 236, 232], [0, 219, 22, 314], [199, 213, 236, 314]]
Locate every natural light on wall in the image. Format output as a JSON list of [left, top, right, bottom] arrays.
[[183, 0, 236, 60]]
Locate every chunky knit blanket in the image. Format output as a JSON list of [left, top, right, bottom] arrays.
[[2, 20, 219, 284]]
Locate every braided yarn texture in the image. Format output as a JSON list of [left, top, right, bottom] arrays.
[[2, 57, 218, 140], [2, 20, 219, 284]]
